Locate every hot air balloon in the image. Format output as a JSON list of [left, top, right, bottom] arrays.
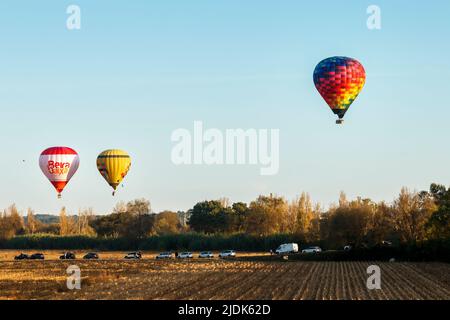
[[313, 56, 366, 124], [96, 149, 131, 196], [39, 147, 80, 198]]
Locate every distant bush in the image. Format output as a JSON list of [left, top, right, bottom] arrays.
[[0, 233, 310, 252]]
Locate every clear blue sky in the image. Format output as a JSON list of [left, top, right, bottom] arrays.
[[1, 1, 449, 215]]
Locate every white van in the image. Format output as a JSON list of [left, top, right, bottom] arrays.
[[275, 243, 299, 255]]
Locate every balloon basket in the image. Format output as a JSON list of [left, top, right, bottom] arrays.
[[336, 119, 344, 124], [57, 194, 62, 199]]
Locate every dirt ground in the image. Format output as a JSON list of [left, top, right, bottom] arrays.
[[0, 250, 449, 300]]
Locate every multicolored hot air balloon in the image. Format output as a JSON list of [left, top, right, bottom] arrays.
[[39, 147, 80, 198], [96, 149, 131, 196], [313, 56, 366, 124]]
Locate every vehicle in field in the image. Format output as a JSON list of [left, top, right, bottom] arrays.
[[156, 252, 173, 259], [83, 252, 99, 260], [60, 252, 76, 260], [14, 253, 29, 260], [381, 240, 393, 247], [219, 250, 236, 258], [198, 251, 214, 258], [124, 252, 142, 259], [302, 246, 322, 254], [275, 243, 299, 255], [29, 253, 45, 260], [177, 252, 193, 259]]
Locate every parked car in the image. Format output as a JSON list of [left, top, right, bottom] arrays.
[[275, 243, 299, 255], [124, 252, 142, 259], [60, 252, 76, 260], [302, 246, 322, 254], [219, 250, 236, 258], [29, 253, 45, 260], [381, 240, 393, 247], [177, 252, 193, 259], [14, 253, 29, 260], [83, 252, 99, 260], [156, 252, 173, 259], [198, 251, 214, 258]]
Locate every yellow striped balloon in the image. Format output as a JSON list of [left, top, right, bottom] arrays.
[[96, 149, 131, 195]]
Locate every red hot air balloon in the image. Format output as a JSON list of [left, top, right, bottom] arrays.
[[313, 56, 366, 124], [39, 147, 80, 198]]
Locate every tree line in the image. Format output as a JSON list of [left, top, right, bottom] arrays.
[[0, 183, 449, 249], [185, 184, 449, 248]]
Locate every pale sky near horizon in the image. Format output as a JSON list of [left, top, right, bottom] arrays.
[[1, 1, 449, 215]]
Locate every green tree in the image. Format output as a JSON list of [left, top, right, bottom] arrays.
[[391, 188, 436, 242], [90, 212, 126, 237], [90, 199, 154, 239], [230, 202, 249, 233], [123, 198, 153, 239], [154, 211, 183, 234], [425, 183, 450, 239], [245, 195, 289, 235], [326, 197, 375, 248], [366, 201, 396, 245], [188, 200, 227, 234]]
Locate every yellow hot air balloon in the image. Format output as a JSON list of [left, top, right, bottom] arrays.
[[96, 149, 131, 195]]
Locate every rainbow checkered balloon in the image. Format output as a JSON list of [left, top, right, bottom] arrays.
[[313, 56, 366, 121]]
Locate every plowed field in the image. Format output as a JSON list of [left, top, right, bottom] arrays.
[[0, 251, 448, 300]]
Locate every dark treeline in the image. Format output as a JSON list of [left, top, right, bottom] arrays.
[[0, 183, 449, 253]]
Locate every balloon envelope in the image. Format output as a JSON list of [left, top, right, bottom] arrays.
[[313, 56, 366, 121], [39, 146, 79, 197], [96, 149, 131, 194]]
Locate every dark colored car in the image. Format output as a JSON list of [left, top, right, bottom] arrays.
[[83, 252, 99, 260], [14, 253, 29, 260], [60, 252, 76, 260], [29, 253, 45, 260], [124, 252, 142, 259]]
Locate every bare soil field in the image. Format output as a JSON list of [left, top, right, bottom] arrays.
[[0, 251, 449, 300]]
